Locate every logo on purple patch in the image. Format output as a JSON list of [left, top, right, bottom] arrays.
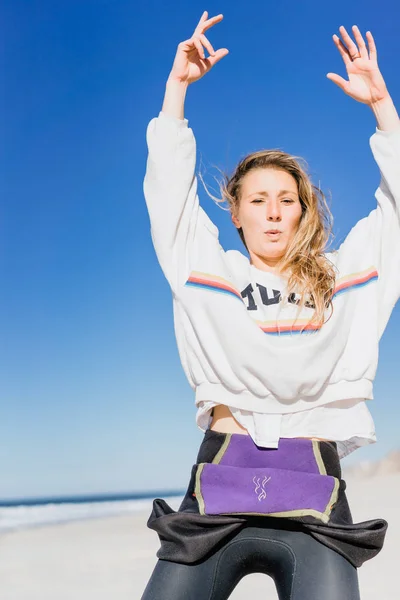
[[253, 475, 271, 501]]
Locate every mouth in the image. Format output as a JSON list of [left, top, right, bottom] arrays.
[[265, 230, 282, 237]]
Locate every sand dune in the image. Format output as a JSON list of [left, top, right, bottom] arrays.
[[343, 449, 400, 477]]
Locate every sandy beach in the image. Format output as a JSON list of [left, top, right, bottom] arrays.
[[0, 473, 398, 599]]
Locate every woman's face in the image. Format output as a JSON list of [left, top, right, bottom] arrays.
[[231, 168, 303, 273]]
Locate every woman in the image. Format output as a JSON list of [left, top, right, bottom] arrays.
[[141, 11, 399, 600]]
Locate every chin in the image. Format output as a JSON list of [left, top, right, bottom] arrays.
[[263, 246, 285, 256], [259, 253, 284, 262]]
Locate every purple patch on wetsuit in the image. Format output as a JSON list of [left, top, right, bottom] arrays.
[[199, 463, 336, 516], [218, 435, 321, 474]]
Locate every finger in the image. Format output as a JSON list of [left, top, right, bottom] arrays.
[[194, 13, 222, 37], [178, 38, 198, 53], [338, 25, 359, 58], [193, 36, 205, 60], [200, 33, 215, 56], [351, 25, 368, 59], [203, 48, 229, 68], [332, 34, 352, 66], [196, 10, 208, 28], [326, 72, 349, 94], [201, 13, 224, 33], [366, 31, 378, 61]]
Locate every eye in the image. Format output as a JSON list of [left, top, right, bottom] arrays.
[[251, 199, 264, 203], [282, 199, 294, 203]]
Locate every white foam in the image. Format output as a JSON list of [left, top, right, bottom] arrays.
[[0, 495, 184, 532]]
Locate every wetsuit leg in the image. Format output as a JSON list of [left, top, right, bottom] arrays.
[[239, 525, 361, 600], [276, 526, 361, 600], [141, 524, 360, 600]]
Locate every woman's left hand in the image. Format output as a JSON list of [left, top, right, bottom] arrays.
[[327, 26, 389, 106]]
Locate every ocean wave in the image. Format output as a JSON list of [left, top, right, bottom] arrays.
[[0, 495, 184, 533]]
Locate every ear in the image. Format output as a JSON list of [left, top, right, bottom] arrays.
[[231, 212, 241, 229]]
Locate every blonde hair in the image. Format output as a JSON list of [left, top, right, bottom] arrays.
[[200, 149, 338, 331]]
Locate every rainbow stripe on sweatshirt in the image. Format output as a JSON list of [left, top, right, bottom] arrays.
[[184, 267, 378, 335], [185, 272, 243, 301], [331, 267, 378, 298]]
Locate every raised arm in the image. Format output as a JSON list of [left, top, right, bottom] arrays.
[[143, 12, 229, 291], [162, 11, 228, 119], [327, 26, 400, 336]]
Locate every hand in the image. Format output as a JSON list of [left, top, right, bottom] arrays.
[[326, 26, 389, 106], [168, 11, 229, 85]]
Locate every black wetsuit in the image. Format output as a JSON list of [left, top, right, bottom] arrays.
[[141, 521, 360, 599]]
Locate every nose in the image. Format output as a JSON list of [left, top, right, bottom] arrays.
[[266, 201, 282, 221]]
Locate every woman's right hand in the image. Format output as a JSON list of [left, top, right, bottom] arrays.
[[168, 11, 229, 85]]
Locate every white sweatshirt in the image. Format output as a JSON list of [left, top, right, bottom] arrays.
[[143, 111, 400, 458]]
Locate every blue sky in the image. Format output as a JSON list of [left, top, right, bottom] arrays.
[[1, 0, 399, 500]]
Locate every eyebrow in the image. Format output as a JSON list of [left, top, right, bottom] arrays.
[[247, 190, 298, 198]]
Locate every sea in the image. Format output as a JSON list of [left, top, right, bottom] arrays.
[[0, 491, 185, 533]]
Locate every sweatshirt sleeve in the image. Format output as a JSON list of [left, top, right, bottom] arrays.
[[335, 122, 400, 337], [143, 111, 220, 292]]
